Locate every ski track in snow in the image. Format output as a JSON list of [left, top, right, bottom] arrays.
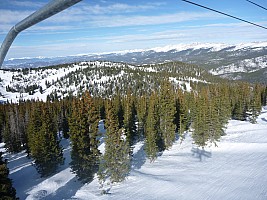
[[5, 107, 267, 200]]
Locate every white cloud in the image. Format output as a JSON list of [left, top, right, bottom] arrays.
[[88, 12, 217, 28], [2, 1, 267, 59], [9, 0, 45, 8], [81, 2, 165, 15], [0, 9, 32, 24]]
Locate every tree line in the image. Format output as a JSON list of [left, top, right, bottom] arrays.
[[2, 61, 221, 101], [0, 81, 266, 198]]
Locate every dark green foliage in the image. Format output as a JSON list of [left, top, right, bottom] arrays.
[[98, 100, 130, 185], [192, 90, 210, 147], [0, 107, 4, 143], [231, 83, 250, 121], [136, 95, 148, 140], [69, 91, 100, 183], [114, 93, 124, 129], [159, 81, 176, 149], [174, 89, 192, 141], [192, 86, 230, 147], [247, 84, 262, 124], [0, 61, 266, 185], [3, 105, 23, 153], [123, 90, 137, 146], [261, 86, 267, 106], [27, 102, 64, 177], [230, 82, 265, 123], [145, 92, 161, 162], [0, 152, 17, 200]]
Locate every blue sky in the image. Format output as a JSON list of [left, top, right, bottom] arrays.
[[0, 0, 267, 59]]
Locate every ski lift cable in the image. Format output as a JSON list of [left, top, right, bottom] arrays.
[[181, 0, 267, 30], [246, 0, 267, 11]]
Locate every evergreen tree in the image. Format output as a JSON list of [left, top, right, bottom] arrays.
[[192, 86, 230, 147], [69, 91, 100, 183], [123, 90, 137, 146], [27, 102, 64, 177], [248, 84, 262, 124], [192, 89, 209, 147], [98, 100, 130, 185], [136, 95, 148, 140], [207, 89, 225, 144], [217, 84, 231, 126], [231, 83, 250, 121], [0, 152, 17, 200], [210, 85, 231, 137], [3, 105, 22, 153], [0, 106, 4, 142], [114, 93, 124, 129], [262, 86, 267, 106], [175, 89, 191, 142], [145, 92, 160, 162], [159, 81, 176, 149]]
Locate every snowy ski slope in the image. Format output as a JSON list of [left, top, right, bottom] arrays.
[[1, 108, 267, 200]]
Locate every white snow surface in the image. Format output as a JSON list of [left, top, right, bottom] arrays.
[[6, 41, 267, 61], [151, 42, 230, 53], [0, 61, 133, 102], [3, 107, 267, 200], [0, 61, 202, 103], [210, 55, 267, 75], [0, 63, 88, 102]]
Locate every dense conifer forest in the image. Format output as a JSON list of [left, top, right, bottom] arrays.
[[1, 69, 266, 193]]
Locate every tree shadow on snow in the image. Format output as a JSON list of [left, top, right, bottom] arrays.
[[261, 118, 267, 123], [131, 143, 146, 170], [43, 176, 83, 200], [191, 147, 211, 162]]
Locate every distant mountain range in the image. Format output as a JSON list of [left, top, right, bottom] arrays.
[[3, 41, 267, 83]]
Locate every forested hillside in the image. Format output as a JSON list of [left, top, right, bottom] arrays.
[[0, 60, 267, 198], [0, 78, 266, 191], [0, 61, 219, 102]]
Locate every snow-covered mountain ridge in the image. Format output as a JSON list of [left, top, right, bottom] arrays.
[[5, 41, 267, 62], [149, 41, 267, 53], [210, 55, 267, 75], [3, 41, 267, 83], [0, 60, 214, 102]]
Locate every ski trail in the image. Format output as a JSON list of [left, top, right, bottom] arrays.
[[71, 107, 267, 200], [6, 107, 267, 200], [26, 168, 75, 200]]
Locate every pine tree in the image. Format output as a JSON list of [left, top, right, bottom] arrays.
[[192, 86, 230, 147], [145, 92, 160, 162], [114, 93, 124, 129], [136, 95, 148, 140], [27, 102, 64, 177], [0, 152, 17, 200], [3, 104, 22, 153], [123, 90, 137, 146], [231, 82, 250, 121], [262, 86, 267, 106], [98, 100, 130, 185], [175, 89, 192, 142], [69, 91, 100, 183], [0, 106, 4, 143], [159, 81, 176, 149], [217, 84, 231, 126], [207, 89, 225, 145], [248, 84, 262, 124], [210, 85, 231, 137], [192, 89, 209, 147]]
